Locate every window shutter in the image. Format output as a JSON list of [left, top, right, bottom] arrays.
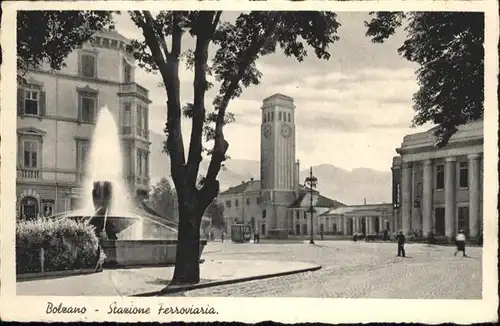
[[17, 88, 25, 115], [78, 53, 82, 76], [77, 95, 82, 122], [39, 91, 46, 116]]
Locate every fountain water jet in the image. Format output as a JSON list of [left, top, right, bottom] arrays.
[[59, 106, 207, 267]]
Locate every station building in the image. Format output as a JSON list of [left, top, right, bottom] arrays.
[[391, 120, 484, 238]]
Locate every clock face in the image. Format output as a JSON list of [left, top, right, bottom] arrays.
[[281, 124, 292, 138], [263, 125, 272, 139]]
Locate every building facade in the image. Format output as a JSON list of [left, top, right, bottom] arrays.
[[217, 94, 345, 238], [16, 28, 152, 219], [321, 204, 394, 236], [392, 120, 483, 238], [217, 178, 262, 236]]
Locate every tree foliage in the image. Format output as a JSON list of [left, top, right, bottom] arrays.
[[204, 201, 225, 229], [365, 12, 484, 147], [16, 11, 115, 81], [149, 178, 179, 221]]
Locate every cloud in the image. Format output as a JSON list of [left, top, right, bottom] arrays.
[[299, 115, 362, 133]]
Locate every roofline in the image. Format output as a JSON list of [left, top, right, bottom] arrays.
[[262, 93, 294, 102]]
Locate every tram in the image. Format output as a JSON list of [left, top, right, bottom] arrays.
[[230, 223, 252, 243]]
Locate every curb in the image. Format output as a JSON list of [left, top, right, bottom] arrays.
[[133, 264, 322, 297], [17, 267, 102, 282]]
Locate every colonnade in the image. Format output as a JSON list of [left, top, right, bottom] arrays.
[[400, 154, 481, 237]]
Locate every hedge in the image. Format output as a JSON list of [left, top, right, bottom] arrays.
[[16, 217, 106, 274]]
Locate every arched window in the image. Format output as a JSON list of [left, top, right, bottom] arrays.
[[20, 196, 39, 219]]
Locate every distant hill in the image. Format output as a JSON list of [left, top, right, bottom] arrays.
[[149, 132, 392, 205]]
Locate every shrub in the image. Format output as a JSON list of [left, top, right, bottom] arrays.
[[427, 232, 437, 244], [16, 217, 103, 274]]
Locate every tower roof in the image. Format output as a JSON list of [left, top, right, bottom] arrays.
[[263, 93, 294, 102], [261, 93, 295, 110]]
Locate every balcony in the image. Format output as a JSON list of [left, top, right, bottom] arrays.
[[136, 176, 150, 186], [135, 127, 150, 140], [119, 82, 150, 100], [17, 168, 40, 180]]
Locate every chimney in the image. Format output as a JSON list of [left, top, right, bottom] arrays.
[[294, 160, 300, 197], [364, 198, 367, 205], [250, 177, 254, 181], [241, 181, 245, 184]]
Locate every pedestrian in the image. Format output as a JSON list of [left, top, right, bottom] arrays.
[[383, 228, 389, 241], [257, 232, 260, 243], [396, 230, 406, 257], [221, 232, 225, 243], [454, 229, 467, 257], [320, 230, 324, 241], [253, 232, 257, 243]]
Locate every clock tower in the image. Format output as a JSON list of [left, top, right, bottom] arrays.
[[260, 93, 297, 239]]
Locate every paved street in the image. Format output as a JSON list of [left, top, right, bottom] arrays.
[[185, 240, 482, 299]]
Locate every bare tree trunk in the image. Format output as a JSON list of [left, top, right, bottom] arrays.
[[170, 194, 202, 285]]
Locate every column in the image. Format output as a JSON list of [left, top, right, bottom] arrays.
[[401, 162, 412, 235], [468, 154, 480, 237], [379, 217, 383, 233], [368, 217, 373, 234], [444, 157, 457, 238], [343, 216, 348, 235], [422, 159, 433, 236]]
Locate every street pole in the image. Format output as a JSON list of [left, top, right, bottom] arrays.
[[310, 175, 314, 244], [305, 167, 317, 245]]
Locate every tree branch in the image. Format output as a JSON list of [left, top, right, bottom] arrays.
[[143, 11, 170, 58], [186, 11, 216, 187], [203, 12, 281, 189], [211, 11, 222, 34], [139, 11, 168, 75], [139, 11, 186, 186], [170, 12, 183, 60]]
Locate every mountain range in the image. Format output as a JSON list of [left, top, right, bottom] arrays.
[[149, 131, 392, 205]]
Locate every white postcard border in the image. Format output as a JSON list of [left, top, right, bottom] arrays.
[[1, 1, 498, 323]]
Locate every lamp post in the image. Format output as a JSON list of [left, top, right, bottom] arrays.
[[305, 167, 318, 245]]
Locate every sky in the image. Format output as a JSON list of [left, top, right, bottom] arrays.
[[114, 11, 433, 172]]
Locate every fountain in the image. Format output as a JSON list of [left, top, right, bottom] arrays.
[[60, 106, 207, 267]]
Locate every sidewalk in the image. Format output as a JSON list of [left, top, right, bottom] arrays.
[[16, 259, 321, 297]]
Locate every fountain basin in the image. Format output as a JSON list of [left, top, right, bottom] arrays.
[[66, 215, 140, 240], [102, 239, 207, 267]]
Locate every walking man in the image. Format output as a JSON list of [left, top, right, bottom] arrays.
[[454, 229, 467, 257], [396, 230, 406, 257]]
